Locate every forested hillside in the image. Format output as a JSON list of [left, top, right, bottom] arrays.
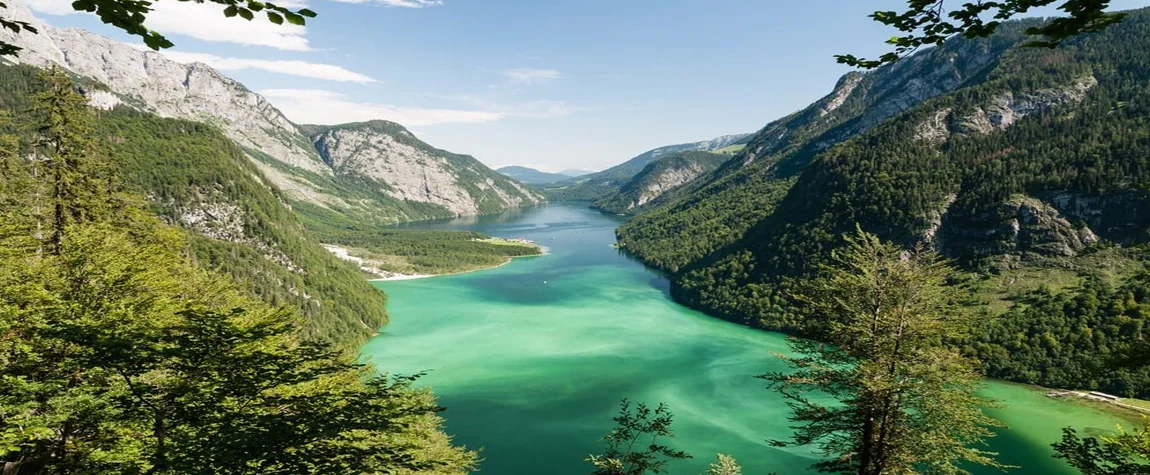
[[616, 19, 1038, 272], [0, 67, 475, 474], [0, 2, 541, 231], [592, 151, 729, 215], [540, 133, 749, 201], [0, 63, 388, 349], [619, 8, 1150, 396]]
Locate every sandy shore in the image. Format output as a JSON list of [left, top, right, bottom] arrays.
[[321, 242, 549, 282], [367, 250, 547, 282]]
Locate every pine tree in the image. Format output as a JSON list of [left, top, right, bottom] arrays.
[[31, 67, 103, 255], [0, 69, 477, 475], [761, 230, 1004, 474]]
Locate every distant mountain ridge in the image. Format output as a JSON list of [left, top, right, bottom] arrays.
[[540, 133, 751, 201], [0, 2, 541, 228], [592, 151, 729, 215], [496, 166, 573, 184], [0, 3, 542, 348], [617, 9, 1150, 336]]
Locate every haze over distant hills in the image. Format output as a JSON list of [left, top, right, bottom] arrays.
[[496, 166, 574, 184], [539, 133, 751, 201], [559, 169, 595, 177]]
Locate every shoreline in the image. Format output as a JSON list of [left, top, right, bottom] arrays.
[[369, 247, 548, 282]]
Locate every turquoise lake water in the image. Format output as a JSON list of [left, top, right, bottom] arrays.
[[361, 204, 1127, 474]]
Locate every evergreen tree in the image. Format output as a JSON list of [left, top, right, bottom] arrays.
[[0, 70, 477, 474], [762, 230, 1004, 475], [31, 67, 104, 255]]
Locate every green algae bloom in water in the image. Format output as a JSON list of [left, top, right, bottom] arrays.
[[361, 204, 1129, 475]]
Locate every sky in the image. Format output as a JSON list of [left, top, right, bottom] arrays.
[[17, 0, 1150, 172]]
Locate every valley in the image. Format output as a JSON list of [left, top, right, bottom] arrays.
[[2, 0, 1150, 473], [364, 204, 1135, 475]]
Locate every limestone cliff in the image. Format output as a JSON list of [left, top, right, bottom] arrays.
[[306, 121, 541, 218], [0, 2, 540, 226], [593, 151, 729, 214]]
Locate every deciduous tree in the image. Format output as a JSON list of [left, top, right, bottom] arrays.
[[1, 0, 315, 56], [842, 0, 1127, 68], [588, 399, 691, 475]]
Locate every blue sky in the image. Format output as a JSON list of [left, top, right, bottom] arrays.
[[20, 0, 1150, 172]]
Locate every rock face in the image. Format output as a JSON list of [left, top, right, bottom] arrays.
[[0, 6, 327, 175], [540, 132, 751, 201], [0, 2, 540, 224], [307, 121, 542, 217], [913, 76, 1098, 141], [593, 151, 730, 214], [937, 195, 1100, 258], [736, 34, 1008, 169]]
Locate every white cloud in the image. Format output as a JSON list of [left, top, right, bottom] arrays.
[[156, 51, 375, 83], [328, 0, 443, 6], [502, 68, 563, 85], [25, 0, 311, 50], [260, 89, 505, 126]]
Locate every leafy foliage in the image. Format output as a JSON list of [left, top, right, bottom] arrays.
[[588, 399, 691, 475], [841, 0, 1127, 68], [0, 1, 36, 56], [0, 63, 475, 475], [701, 454, 742, 475], [2, 0, 315, 55], [1053, 425, 1150, 474]]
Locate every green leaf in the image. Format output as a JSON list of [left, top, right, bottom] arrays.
[[298, 8, 317, 18], [71, 0, 96, 12], [284, 11, 304, 25], [266, 11, 283, 24], [237, 7, 254, 20], [224, 5, 238, 17]]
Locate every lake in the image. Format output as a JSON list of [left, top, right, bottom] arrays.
[[362, 203, 1127, 474]]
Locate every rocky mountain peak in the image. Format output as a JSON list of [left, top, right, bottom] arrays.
[[1, 3, 542, 225]]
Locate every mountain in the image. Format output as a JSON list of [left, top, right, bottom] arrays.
[[592, 151, 729, 215], [618, 9, 1150, 340], [0, 2, 541, 229], [0, 63, 388, 349], [559, 169, 595, 177], [0, 3, 541, 348], [539, 133, 751, 201], [496, 165, 573, 184], [616, 20, 1033, 274], [300, 120, 541, 227]]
